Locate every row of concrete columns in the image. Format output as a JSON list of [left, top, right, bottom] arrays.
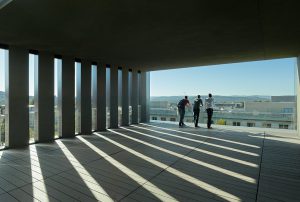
[[4, 46, 150, 148]]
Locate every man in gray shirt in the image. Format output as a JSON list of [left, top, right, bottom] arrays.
[[205, 93, 214, 129], [193, 95, 203, 127]]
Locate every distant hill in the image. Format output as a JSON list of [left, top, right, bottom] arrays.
[[150, 95, 272, 103], [0, 91, 34, 105]]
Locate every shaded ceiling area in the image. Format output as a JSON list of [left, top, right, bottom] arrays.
[[0, 0, 300, 71]]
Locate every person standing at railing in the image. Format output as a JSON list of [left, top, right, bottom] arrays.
[[205, 93, 214, 129], [193, 95, 203, 128], [177, 96, 190, 127]]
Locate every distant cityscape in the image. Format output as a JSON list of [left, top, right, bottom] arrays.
[[0, 93, 297, 146], [150, 95, 296, 130]]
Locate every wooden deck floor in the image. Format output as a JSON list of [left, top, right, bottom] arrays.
[[0, 122, 299, 201]]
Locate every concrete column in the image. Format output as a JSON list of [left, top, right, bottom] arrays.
[[121, 67, 129, 126], [6, 46, 29, 147], [81, 60, 91, 134], [97, 63, 106, 131], [59, 56, 75, 138], [140, 71, 150, 123], [35, 52, 54, 142], [131, 70, 139, 124], [110, 65, 118, 128], [297, 57, 300, 135]]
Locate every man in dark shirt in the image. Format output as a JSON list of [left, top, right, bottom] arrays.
[[193, 95, 203, 127], [178, 96, 190, 127]]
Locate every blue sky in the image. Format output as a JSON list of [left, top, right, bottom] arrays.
[[151, 58, 297, 96]]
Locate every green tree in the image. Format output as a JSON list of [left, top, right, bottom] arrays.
[[216, 119, 226, 125]]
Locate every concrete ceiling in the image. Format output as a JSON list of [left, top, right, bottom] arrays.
[[0, 0, 300, 71]]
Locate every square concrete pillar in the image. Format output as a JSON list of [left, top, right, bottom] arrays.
[[81, 60, 91, 134], [58, 56, 75, 138], [35, 52, 54, 142], [140, 71, 150, 123], [6, 46, 29, 147], [97, 63, 106, 131], [121, 67, 129, 126], [131, 70, 139, 124], [110, 65, 119, 128]]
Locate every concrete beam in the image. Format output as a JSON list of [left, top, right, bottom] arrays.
[[35, 52, 54, 142], [6, 46, 29, 147]]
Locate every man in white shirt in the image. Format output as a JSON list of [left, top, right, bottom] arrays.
[[205, 93, 214, 129]]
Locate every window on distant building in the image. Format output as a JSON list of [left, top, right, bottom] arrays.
[[233, 121, 240, 126], [282, 108, 293, 113], [152, 117, 157, 120], [170, 118, 176, 122], [161, 117, 166, 121], [263, 123, 271, 128], [247, 123, 255, 127], [279, 124, 288, 129]]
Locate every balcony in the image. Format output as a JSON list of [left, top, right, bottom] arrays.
[[0, 121, 298, 201]]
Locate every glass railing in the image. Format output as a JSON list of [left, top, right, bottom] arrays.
[[0, 114, 5, 147], [75, 107, 81, 134], [54, 106, 59, 138], [129, 106, 132, 124], [150, 97, 297, 130], [118, 106, 122, 126], [106, 107, 110, 128], [92, 107, 97, 131], [29, 109, 35, 143]]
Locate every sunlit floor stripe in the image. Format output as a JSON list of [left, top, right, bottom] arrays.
[[94, 132, 241, 202], [30, 145, 50, 201], [56, 140, 114, 202], [76, 136, 179, 202], [120, 127, 258, 168], [133, 125, 259, 157], [140, 123, 260, 149], [109, 129, 256, 184]]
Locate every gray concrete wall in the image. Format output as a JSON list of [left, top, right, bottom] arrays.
[[59, 56, 75, 138], [121, 67, 129, 126], [297, 57, 300, 135], [97, 63, 106, 131], [35, 52, 54, 142], [6, 46, 29, 147], [131, 70, 139, 124], [140, 71, 150, 123], [81, 60, 92, 134], [110, 65, 119, 128]]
